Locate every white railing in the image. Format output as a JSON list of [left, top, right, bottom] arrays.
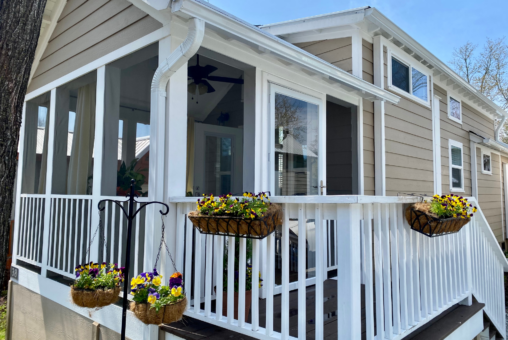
[[46, 196, 93, 278], [470, 199, 507, 337], [169, 196, 508, 340], [17, 194, 46, 267]]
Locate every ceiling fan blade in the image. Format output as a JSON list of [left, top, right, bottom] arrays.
[[206, 76, 244, 84], [203, 65, 218, 76], [200, 79, 216, 94]]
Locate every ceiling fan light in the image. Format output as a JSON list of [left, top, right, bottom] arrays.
[[188, 82, 197, 94], [198, 83, 208, 95]]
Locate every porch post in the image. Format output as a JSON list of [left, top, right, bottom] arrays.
[[373, 35, 386, 196], [40, 89, 57, 276], [336, 203, 362, 340]]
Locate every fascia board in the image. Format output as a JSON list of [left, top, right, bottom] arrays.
[[172, 0, 400, 104], [260, 10, 365, 36], [365, 8, 507, 117], [127, 0, 172, 24]]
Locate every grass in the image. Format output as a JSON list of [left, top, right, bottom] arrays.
[[0, 290, 7, 340]]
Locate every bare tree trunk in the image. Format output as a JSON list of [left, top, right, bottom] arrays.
[[0, 0, 47, 288]]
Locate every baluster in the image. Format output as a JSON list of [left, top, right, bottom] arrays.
[[118, 203, 124, 265], [397, 204, 407, 331], [32, 198, 40, 262], [56, 199, 63, 269], [373, 203, 384, 338], [389, 204, 400, 334], [266, 231, 275, 335], [431, 236, 438, 312], [215, 235, 224, 322], [297, 203, 306, 339], [204, 235, 214, 317], [251, 237, 260, 331], [420, 230, 428, 317], [194, 228, 203, 314], [381, 204, 393, 338], [226, 236, 235, 324], [364, 204, 375, 339], [134, 203, 140, 275], [184, 212, 193, 311], [405, 211, 414, 326], [315, 204, 324, 339], [175, 205, 185, 276], [28, 197, 33, 260], [412, 227, 421, 322], [111, 200, 116, 265], [281, 204, 290, 339]]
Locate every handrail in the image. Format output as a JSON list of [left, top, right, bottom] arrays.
[[469, 197, 508, 271], [169, 195, 422, 204]]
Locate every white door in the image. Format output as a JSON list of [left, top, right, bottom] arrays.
[[193, 123, 243, 197], [269, 83, 327, 293]]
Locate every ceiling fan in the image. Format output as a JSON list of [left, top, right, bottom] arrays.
[[188, 54, 244, 95]]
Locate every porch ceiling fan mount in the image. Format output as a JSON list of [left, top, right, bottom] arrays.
[[188, 54, 244, 95]]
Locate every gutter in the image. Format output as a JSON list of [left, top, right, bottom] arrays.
[[495, 114, 507, 142]]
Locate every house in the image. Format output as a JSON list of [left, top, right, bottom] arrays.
[[7, 1, 508, 339]]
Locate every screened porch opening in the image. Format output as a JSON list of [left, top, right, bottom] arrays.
[[186, 49, 252, 197]]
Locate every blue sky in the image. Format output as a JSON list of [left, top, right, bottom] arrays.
[[207, 0, 507, 66]]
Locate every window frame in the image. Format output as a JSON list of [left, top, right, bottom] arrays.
[[447, 94, 462, 124], [481, 148, 492, 175], [387, 48, 431, 107], [448, 139, 465, 192]]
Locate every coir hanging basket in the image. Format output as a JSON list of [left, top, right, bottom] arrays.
[[70, 286, 121, 308], [188, 204, 282, 239], [130, 297, 187, 325], [405, 203, 470, 237]]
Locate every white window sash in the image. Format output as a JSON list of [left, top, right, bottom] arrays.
[[449, 140, 464, 192], [447, 95, 462, 124], [481, 148, 492, 175]]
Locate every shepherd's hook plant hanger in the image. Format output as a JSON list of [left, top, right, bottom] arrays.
[[97, 179, 169, 340]]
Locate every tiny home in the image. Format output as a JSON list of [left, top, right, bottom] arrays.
[[8, 1, 508, 340]]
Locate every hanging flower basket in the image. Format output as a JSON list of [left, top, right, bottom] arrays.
[[406, 195, 476, 237], [188, 193, 282, 239], [130, 270, 187, 325], [70, 262, 124, 308]]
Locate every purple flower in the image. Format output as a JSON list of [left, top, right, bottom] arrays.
[[153, 268, 159, 276], [148, 287, 156, 294], [75, 272, 81, 278], [89, 268, 99, 277], [169, 277, 183, 287]]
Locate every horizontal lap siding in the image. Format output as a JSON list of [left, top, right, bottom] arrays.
[[294, 37, 352, 73], [478, 150, 504, 241], [502, 156, 508, 240], [28, 0, 162, 93], [383, 50, 434, 196], [362, 40, 375, 195]]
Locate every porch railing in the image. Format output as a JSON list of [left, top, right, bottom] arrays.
[[168, 196, 508, 340]]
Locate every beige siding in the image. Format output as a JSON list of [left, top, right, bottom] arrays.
[[477, 150, 504, 242], [382, 50, 434, 196], [502, 156, 508, 240], [294, 38, 352, 73], [28, 0, 162, 93], [362, 39, 373, 84], [363, 99, 375, 195]]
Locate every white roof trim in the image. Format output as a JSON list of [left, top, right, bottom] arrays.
[[170, 0, 399, 104], [29, 0, 67, 86]]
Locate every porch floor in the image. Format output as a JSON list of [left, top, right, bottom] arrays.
[[161, 279, 369, 339]]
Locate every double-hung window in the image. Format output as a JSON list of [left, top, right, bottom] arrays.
[[481, 149, 492, 175], [388, 50, 430, 106], [449, 140, 464, 192]]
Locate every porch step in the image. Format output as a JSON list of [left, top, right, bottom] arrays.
[[160, 318, 258, 340], [402, 298, 485, 340]]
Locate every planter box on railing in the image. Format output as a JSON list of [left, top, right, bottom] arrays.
[[405, 205, 470, 237], [188, 204, 282, 239]]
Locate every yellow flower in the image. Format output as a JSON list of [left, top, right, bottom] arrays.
[[148, 295, 157, 304], [171, 286, 182, 297], [152, 276, 162, 286], [453, 214, 457, 218]]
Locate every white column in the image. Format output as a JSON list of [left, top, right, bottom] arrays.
[[351, 30, 363, 79], [21, 102, 38, 194], [373, 35, 386, 196], [336, 204, 362, 339], [52, 87, 70, 194], [432, 95, 442, 195], [102, 66, 121, 196], [122, 119, 137, 165], [470, 142, 478, 200], [243, 67, 259, 192]]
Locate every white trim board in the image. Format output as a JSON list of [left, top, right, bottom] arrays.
[[443, 308, 484, 340], [448, 139, 465, 193]]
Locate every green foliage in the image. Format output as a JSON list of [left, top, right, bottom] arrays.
[[0, 292, 6, 340], [197, 192, 270, 219], [222, 238, 263, 292], [117, 158, 147, 196], [73, 262, 124, 290], [429, 194, 477, 219]]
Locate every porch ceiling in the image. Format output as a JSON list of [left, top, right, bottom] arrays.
[[168, 0, 400, 104]]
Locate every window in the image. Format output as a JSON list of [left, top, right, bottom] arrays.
[[388, 51, 430, 106], [481, 149, 492, 175], [448, 95, 462, 124], [449, 140, 464, 192]]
